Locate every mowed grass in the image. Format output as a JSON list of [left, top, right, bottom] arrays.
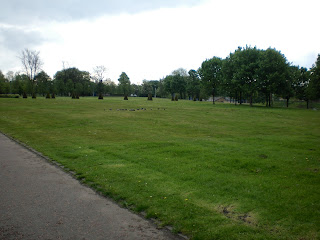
[[1, 97, 319, 239]]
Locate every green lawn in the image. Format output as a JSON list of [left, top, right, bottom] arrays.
[[1, 97, 319, 239]]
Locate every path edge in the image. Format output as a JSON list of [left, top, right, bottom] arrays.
[[0, 131, 188, 240]]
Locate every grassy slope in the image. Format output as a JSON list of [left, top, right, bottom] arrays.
[[1, 97, 319, 239]]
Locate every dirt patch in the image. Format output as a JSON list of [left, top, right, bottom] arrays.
[[218, 205, 257, 225], [259, 154, 268, 159]]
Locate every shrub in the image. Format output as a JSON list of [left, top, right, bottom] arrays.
[[23, 92, 28, 98], [98, 93, 103, 100], [71, 92, 76, 99], [193, 96, 197, 101], [46, 93, 50, 99], [175, 95, 178, 101], [124, 95, 128, 100], [51, 93, 56, 99], [147, 93, 152, 101], [32, 93, 36, 99], [0, 94, 20, 98]]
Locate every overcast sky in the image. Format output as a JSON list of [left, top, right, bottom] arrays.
[[1, 0, 319, 84]]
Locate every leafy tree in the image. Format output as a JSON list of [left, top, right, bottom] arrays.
[[172, 68, 188, 77], [167, 68, 188, 99], [141, 80, 153, 97], [308, 54, 320, 101], [280, 65, 299, 107], [118, 72, 131, 97], [187, 69, 200, 100], [222, 54, 238, 104], [105, 79, 117, 95], [131, 84, 141, 96], [198, 57, 223, 104], [222, 47, 262, 105], [295, 67, 311, 108], [53, 67, 90, 96], [0, 71, 10, 94], [258, 48, 289, 107], [66, 79, 74, 96], [149, 80, 160, 98], [235, 46, 261, 105], [164, 75, 178, 100], [35, 71, 51, 96], [11, 73, 29, 95], [96, 81, 105, 96], [157, 79, 168, 98]]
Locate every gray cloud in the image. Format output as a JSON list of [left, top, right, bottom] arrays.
[[0, 26, 45, 51], [1, 0, 203, 25]]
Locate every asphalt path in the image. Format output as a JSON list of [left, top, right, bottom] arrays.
[[0, 133, 181, 240]]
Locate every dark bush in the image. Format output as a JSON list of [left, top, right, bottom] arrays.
[[32, 93, 36, 99], [193, 96, 197, 101], [175, 95, 178, 101], [147, 93, 152, 101], [124, 95, 128, 100], [23, 92, 27, 98], [51, 93, 56, 99], [46, 93, 50, 99], [98, 93, 103, 99]]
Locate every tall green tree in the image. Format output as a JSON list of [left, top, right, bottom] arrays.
[[35, 71, 51, 96], [294, 67, 311, 108], [141, 80, 153, 97], [11, 73, 29, 95], [280, 65, 299, 107], [157, 79, 168, 98], [258, 48, 289, 107], [187, 69, 200, 100], [198, 57, 223, 104], [149, 80, 160, 98], [169, 68, 188, 99], [0, 71, 10, 94], [233, 46, 261, 106], [222, 54, 238, 103], [53, 67, 90, 96], [118, 72, 131, 97], [164, 75, 175, 100]]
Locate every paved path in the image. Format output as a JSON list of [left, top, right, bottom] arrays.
[[0, 133, 179, 240]]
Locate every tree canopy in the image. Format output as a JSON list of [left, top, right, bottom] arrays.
[[1, 46, 319, 107]]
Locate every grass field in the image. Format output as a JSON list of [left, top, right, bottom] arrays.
[[1, 97, 319, 239]]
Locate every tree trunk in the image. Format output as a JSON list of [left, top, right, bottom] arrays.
[[286, 97, 289, 108], [268, 93, 271, 107], [235, 91, 237, 105], [212, 88, 215, 104], [240, 91, 242, 105]]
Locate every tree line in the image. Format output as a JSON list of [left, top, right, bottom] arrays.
[[0, 47, 319, 107], [162, 46, 320, 108]]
